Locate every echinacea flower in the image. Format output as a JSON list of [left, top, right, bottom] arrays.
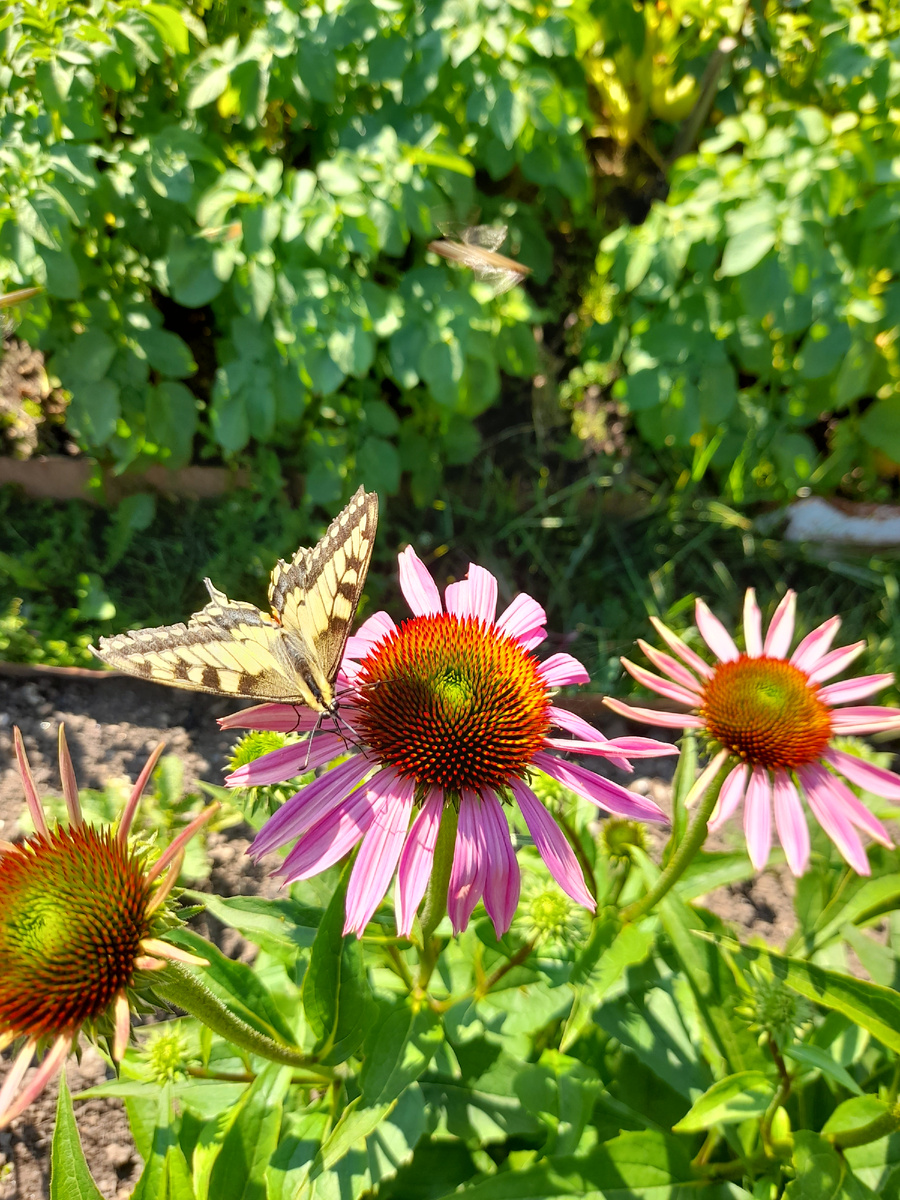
[[0, 727, 216, 1130], [605, 589, 900, 875], [222, 548, 677, 938]]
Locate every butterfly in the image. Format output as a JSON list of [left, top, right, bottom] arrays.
[[427, 223, 531, 295], [93, 487, 379, 718]]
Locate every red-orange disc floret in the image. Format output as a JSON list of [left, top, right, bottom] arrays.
[[355, 613, 552, 792], [700, 655, 833, 770], [0, 825, 153, 1039]]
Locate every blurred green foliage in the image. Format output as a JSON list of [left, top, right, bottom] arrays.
[[582, 0, 900, 502], [2, 0, 900, 672]]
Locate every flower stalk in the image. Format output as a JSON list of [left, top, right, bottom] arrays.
[[152, 964, 333, 1074], [620, 742, 727, 923]]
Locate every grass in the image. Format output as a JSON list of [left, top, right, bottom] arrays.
[[1, 426, 898, 699]]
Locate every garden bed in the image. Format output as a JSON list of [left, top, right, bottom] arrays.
[[0, 673, 794, 1199]]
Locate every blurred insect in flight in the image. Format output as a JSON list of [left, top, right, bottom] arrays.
[[427, 223, 531, 296], [0, 287, 43, 308]]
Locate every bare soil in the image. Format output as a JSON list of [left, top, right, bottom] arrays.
[[0, 671, 793, 1198]]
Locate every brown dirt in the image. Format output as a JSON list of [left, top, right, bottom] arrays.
[[0, 338, 69, 461], [0, 673, 795, 1198]]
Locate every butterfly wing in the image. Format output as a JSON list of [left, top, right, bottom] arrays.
[[427, 239, 530, 296], [94, 488, 379, 712], [460, 224, 508, 251], [269, 486, 379, 689], [93, 584, 325, 705]]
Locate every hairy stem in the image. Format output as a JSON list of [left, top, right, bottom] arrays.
[[154, 964, 332, 1073]]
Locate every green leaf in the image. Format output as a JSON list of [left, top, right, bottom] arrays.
[[593, 978, 708, 1100], [145, 3, 190, 54], [785, 1131, 845, 1200], [823, 1095, 891, 1139], [719, 226, 777, 277], [246, 261, 275, 321], [677, 852, 757, 901], [301, 859, 372, 1064], [209, 380, 249, 454], [138, 329, 197, 378], [147, 381, 198, 468], [659, 896, 766, 1074], [357, 435, 400, 494], [726, 940, 900, 1053], [67, 328, 116, 381], [672, 1071, 775, 1132], [359, 999, 443, 1106], [188, 61, 233, 109], [38, 245, 81, 299], [68, 379, 120, 447], [860, 395, 900, 463], [305, 345, 346, 395], [561, 919, 655, 1052], [784, 1044, 864, 1095], [443, 1130, 714, 1199], [327, 323, 375, 378], [266, 1109, 328, 1200], [207, 1063, 292, 1200], [844, 1132, 900, 1193], [131, 1087, 197, 1200], [184, 891, 323, 957], [421, 337, 464, 407], [515, 1051, 603, 1155], [50, 1072, 106, 1200], [811, 874, 900, 952]]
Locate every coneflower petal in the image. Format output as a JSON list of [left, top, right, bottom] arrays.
[[511, 779, 595, 911]]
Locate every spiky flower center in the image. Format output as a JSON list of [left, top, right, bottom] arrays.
[[354, 613, 551, 791], [0, 825, 153, 1039], [700, 656, 833, 770]]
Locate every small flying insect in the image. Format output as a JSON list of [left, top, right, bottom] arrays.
[[427, 223, 531, 296], [197, 222, 242, 242], [0, 286, 43, 308]]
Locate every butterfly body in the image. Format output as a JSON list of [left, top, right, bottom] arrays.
[[94, 487, 378, 715], [427, 224, 531, 295]]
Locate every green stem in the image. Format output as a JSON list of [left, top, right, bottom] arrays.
[[620, 751, 725, 923], [417, 802, 458, 989], [153, 964, 333, 1074], [826, 1102, 900, 1149], [760, 1041, 792, 1156], [477, 940, 537, 998]]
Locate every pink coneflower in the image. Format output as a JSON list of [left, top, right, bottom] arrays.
[[0, 728, 216, 1130], [605, 589, 900, 876], [222, 548, 676, 938]]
